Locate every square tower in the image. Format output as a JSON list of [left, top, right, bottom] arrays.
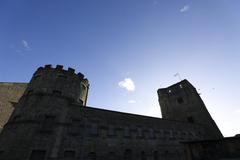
[[157, 79, 223, 139]]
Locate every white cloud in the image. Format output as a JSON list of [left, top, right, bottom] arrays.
[[128, 100, 136, 104], [180, 5, 190, 13], [118, 78, 135, 91], [22, 40, 31, 50]]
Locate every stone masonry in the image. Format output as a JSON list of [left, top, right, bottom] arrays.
[[0, 65, 238, 160]]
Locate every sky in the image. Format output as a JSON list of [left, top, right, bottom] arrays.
[[0, 0, 240, 137]]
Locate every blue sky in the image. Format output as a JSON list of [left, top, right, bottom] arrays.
[[0, 0, 240, 137]]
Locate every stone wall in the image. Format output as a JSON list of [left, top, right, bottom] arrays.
[[0, 94, 206, 160], [0, 82, 27, 129], [183, 136, 240, 160], [0, 65, 229, 160], [53, 104, 207, 160]]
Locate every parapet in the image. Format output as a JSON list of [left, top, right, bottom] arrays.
[[157, 79, 196, 97], [24, 65, 89, 105], [34, 65, 88, 80]]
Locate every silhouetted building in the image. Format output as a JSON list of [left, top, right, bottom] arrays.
[[0, 65, 239, 160]]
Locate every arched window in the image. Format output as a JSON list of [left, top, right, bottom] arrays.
[[124, 149, 132, 160], [187, 116, 194, 123], [40, 115, 55, 133], [141, 151, 146, 160], [153, 151, 158, 160], [88, 152, 96, 160]]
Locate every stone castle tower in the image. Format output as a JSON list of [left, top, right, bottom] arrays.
[[0, 65, 89, 160], [157, 79, 223, 139], [0, 65, 227, 160]]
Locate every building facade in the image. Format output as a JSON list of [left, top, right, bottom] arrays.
[[0, 65, 238, 160]]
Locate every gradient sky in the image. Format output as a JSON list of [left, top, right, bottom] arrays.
[[0, 0, 240, 137]]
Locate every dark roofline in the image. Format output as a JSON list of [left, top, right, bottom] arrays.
[[71, 103, 204, 126], [165, 79, 189, 88], [157, 79, 197, 94], [84, 105, 162, 119]]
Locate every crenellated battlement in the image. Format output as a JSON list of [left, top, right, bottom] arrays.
[[34, 64, 88, 81], [24, 65, 89, 105]]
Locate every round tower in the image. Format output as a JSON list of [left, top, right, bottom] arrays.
[[0, 65, 89, 160], [24, 64, 89, 105]]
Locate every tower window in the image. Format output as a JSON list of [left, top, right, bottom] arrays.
[[0, 150, 4, 157], [149, 129, 155, 139], [64, 150, 75, 158], [187, 116, 194, 123], [53, 90, 62, 96], [109, 152, 115, 160], [29, 150, 46, 160], [69, 118, 82, 136], [177, 97, 184, 104], [89, 124, 98, 136], [141, 151, 146, 160], [153, 151, 158, 160], [108, 126, 116, 137], [124, 127, 130, 138], [124, 149, 132, 160], [137, 128, 143, 138], [40, 115, 55, 133], [88, 152, 96, 160]]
